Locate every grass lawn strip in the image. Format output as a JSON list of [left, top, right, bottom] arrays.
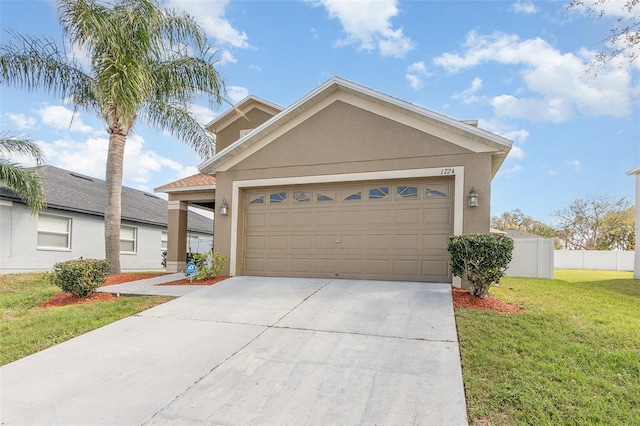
[[457, 270, 640, 425], [0, 273, 172, 366]]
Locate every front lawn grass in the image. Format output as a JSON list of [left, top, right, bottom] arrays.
[[456, 269, 639, 425], [0, 273, 172, 366]]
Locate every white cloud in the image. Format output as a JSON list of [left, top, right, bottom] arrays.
[[36, 105, 94, 133], [189, 104, 216, 125], [452, 77, 483, 104], [227, 86, 250, 104], [39, 134, 198, 186], [4, 113, 36, 129], [405, 74, 423, 90], [405, 61, 431, 90], [217, 49, 237, 65], [564, 159, 581, 170], [478, 118, 528, 161], [313, 0, 414, 57], [509, 1, 537, 15], [497, 164, 523, 178], [548, 170, 557, 176], [433, 31, 633, 122], [165, 0, 250, 49]]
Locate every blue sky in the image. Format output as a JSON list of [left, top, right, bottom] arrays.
[[1, 0, 638, 224]]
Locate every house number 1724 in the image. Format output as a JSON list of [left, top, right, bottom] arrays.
[[440, 168, 455, 175]]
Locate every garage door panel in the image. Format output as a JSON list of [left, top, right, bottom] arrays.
[[267, 213, 289, 227], [422, 207, 452, 226], [243, 178, 454, 282], [337, 259, 363, 275], [245, 235, 266, 250], [267, 236, 288, 250], [313, 259, 336, 274], [340, 210, 364, 226], [365, 234, 393, 250], [266, 258, 287, 273], [392, 260, 421, 276], [422, 260, 450, 281], [394, 209, 420, 225], [422, 234, 450, 250], [394, 234, 420, 250], [291, 235, 313, 250], [290, 258, 312, 273], [364, 259, 393, 276], [246, 212, 266, 228], [365, 209, 393, 225], [315, 211, 339, 226], [314, 235, 339, 249], [339, 234, 363, 250], [291, 212, 314, 227], [244, 257, 265, 274]]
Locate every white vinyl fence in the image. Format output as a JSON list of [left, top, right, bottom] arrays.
[[554, 250, 634, 271], [505, 238, 555, 279]]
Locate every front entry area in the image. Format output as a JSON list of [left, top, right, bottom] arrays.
[[242, 177, 454, 282]]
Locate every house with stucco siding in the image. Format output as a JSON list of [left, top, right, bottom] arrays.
[[0, 165, 213, 274], [156, 77, 513, 286]]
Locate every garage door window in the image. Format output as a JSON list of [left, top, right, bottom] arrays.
[[293, 191, 311, 202], [249, 193, 265, 205], [342, 188, 362, 201], [368, 186, 389, 200], [316, 189, 335, 202], [269, 192, 287, 204], [397, 185, 418, 198]]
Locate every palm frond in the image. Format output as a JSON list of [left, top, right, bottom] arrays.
[[141, 101, 215, 159], [0, 31, 95, 108], [0, 161, 46, 213], [0, 131, 45, 165]]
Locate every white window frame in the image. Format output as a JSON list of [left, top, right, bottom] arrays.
[[120, 225, 138, 254], [161, 230, 168, 251], [37, 214, 72, 250]]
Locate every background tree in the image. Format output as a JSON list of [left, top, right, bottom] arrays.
[[601, 206, 635, 250], [0, 131, 46, 213], [491, 209, 556, 239], [0, 0, 224, 274], [569, 0, 640, 66], [554, 195, 633, 250]]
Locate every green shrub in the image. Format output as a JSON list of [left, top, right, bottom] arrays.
[[50, 258, 111, 298], [185, 250, 226, 280], [448, 233, 514, 297]]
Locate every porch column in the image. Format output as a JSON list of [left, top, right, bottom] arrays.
[[166, 200, 188, 273]]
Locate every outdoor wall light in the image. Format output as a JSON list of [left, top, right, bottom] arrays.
[[468, 188, 479, 207], [219, 198, 229, 216]]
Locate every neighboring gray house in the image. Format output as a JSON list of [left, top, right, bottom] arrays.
[[0, 165, 213, 274]]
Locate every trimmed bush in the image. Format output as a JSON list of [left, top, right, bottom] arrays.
[[448, 233, 514, 297], [50, 258, 111, 298], [185, 250, 226, 280]]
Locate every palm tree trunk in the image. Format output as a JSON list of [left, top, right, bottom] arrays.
[[105, 132, 126, 275]]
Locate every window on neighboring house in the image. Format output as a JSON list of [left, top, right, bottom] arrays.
[[37, 214, 71, 249], [120, 226, 138, 253], [161, 231, 168, 250]]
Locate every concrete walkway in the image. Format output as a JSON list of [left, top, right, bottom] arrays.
[[95, 272, 209, 297], [1, 276, 468, 425]]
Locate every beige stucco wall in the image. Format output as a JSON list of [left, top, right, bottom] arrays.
[[213, 108, 275, 153], [212, 101, 494, 276]]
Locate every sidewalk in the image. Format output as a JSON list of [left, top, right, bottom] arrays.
[[96, 272, 210, 297]]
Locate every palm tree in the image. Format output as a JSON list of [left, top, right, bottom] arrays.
[[0, 0, 224, 274], [0, 132, 46, 213]]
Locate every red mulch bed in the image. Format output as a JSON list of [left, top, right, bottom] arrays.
[[452, 287, 523, 313], [38, 291, 117, 308], [158, 275, 231, 286]]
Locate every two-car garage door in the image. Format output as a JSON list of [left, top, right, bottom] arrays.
[[242, 178, 454, 282]]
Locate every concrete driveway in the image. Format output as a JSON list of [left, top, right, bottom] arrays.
[[0, 277, 468, 425]]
